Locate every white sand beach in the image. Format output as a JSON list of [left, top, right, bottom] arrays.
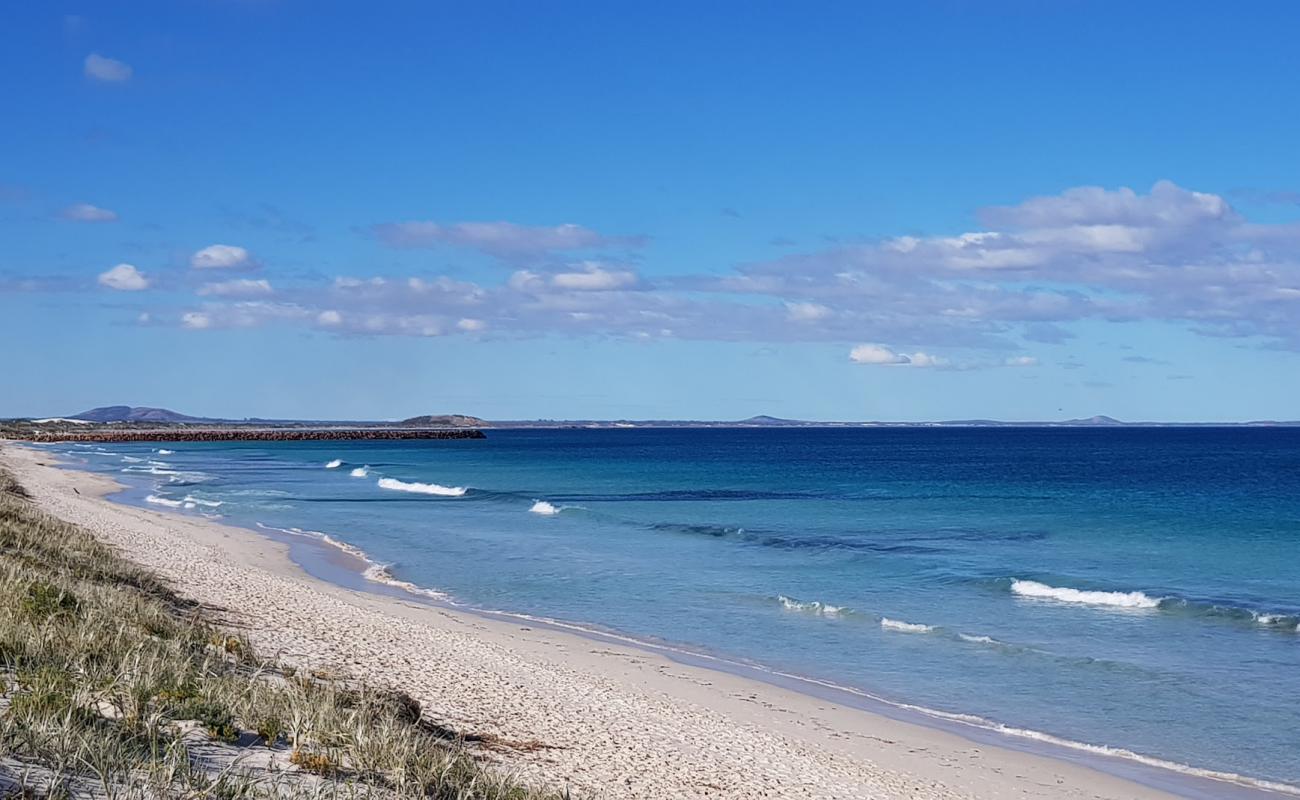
[[0, 443, 1191, 800]]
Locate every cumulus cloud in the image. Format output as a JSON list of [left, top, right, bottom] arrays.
[[60, 203, 118, 222], [143, 182, 1300, 355], [785, 302, 831, 322], [180, 302, 308, 331], [97, 264, 149, 291], [371, 220, 643, 260], [549, 263, 639, 291], [191, 244, 255, 270], [84, 53, 132, 83], [197, 279, 273, 298], [849, 344, 943, 367]]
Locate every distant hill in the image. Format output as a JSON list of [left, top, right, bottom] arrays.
[[738, 415, 801, 426], [70, 406, 206, 423], [1062, 415, 1125, 426], [399, 414, 486, 428]]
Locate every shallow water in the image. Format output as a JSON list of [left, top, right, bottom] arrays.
[[54, 428, 1300, 790]]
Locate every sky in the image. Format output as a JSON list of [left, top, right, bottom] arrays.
[[3, 1, 1300, 422]]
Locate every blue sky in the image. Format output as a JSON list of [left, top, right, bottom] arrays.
[[4, 2, 1300, 421]]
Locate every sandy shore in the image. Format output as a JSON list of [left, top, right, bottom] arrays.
[[0, 443, 1200, 800]]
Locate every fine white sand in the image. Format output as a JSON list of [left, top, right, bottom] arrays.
[[2, 443, 1191, 800]]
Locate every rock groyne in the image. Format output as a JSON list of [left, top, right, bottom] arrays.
[[15, 428, 487, 443]]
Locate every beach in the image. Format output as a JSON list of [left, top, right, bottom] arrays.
[[0, 442, 1213, 800]]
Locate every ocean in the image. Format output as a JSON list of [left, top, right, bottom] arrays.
[[50, 428, 1300, 793]]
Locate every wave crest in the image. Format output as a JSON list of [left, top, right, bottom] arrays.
[[529, 500, 561, 515], [350, 466, 369, 478], [377, 477, 466, 497], [324, 459, 343, 469], [881, 617, 935, 634], [1011, 579, 1162, 609], [778, 595, 848, 617], [145, 494, 183, 508]]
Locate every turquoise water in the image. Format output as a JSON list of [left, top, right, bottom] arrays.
[[54, 429, 1300, 791]]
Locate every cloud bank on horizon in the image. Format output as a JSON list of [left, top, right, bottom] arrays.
[[74, 181, 1300, 367]]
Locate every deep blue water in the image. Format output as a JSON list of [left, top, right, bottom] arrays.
[[54, 428, 1300, 790]]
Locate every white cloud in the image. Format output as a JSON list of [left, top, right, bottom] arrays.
[[61, 203, 118, 222], [181, 312, 211, 330], [191, 244, 254, 270], [84, 53, 132, 83], [907, 352, 946, 368], [197, 279, 273, 298], [785, 301, 831, 322], [97, 263, 149, 291], [132, 184, 1300, 355], [372, 220, 643, 260], [1004, 356, 1039, 367], [457, 318, 486, 331], [849, 344, 946, 367], [550, 263, 639, 291], [317, 310, 343, 326], [850, 344, 912, 365]]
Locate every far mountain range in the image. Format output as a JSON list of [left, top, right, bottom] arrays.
[[18, 405, 1300, 428]]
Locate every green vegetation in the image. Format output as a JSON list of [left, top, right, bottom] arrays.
[[0, 467, 565, 799]]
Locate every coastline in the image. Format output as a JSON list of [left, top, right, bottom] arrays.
[[0, 442, 1283, 800]]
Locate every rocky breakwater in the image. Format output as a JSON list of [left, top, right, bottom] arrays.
[[17, 427, 487, 443]]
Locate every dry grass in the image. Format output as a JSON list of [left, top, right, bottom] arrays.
[[0, 467, 570, 799]]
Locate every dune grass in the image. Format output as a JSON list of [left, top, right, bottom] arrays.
[[0, 466, 567, 799]]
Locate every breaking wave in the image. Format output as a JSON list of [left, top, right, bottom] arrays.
[[350, 466, 369, 478], [155, 449, 175, 455], [377, 477, 466, 497], [777, 595, 849, 617], [324, 459, 343, 469], [1011, 579, 1162, 609], [182, 495, 223, 508], [529, 500, 561, 515], [880, 617, 935, 634], [1007, 579, 1298, 630], [123, 465, 179, 476], [255, 523, 450, 602], [145, 494, 183, 508]]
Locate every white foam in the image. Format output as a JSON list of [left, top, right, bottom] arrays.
[[145, 494, 183, 508], [350, 466, 369, 478], [778, 595, 846, 617], [1010, 579, 1162, 609], [121, 455, 145, 463], [155, 449, 175, 455], [182, 495, 223, 508], [361, 563, 452, 602], [529, 500, 561, 515], [122, 465, 179, 476], [324, 459, 343, 469], [958, 633, 999, 645], [881, 617, 935, 633], [377, 477, 466, 497], [254, 523, 451, 603]]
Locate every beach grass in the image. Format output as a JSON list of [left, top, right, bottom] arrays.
[[0, 467, 566, 799]]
